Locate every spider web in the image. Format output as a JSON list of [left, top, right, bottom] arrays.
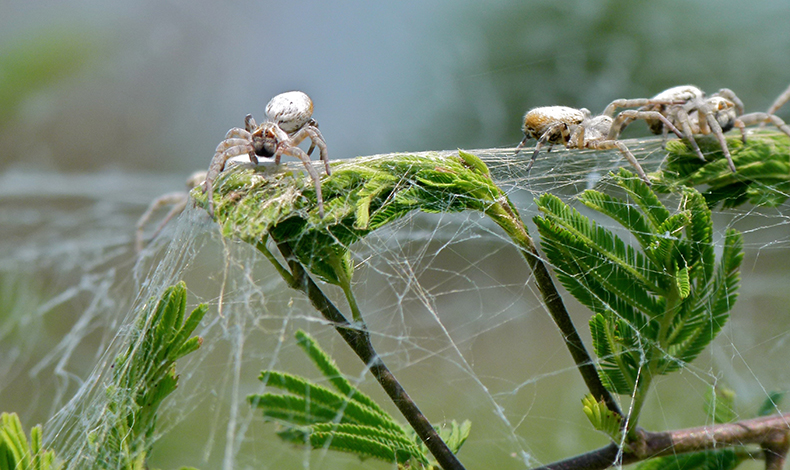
[[1, 136, 789, 469]]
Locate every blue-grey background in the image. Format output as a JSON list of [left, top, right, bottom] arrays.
[[3, 0, 790, 173]]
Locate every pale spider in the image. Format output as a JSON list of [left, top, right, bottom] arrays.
[[513, 104, 685, 185], [136, 170, 206, 252], [605, 85, 790, 173], [202, 91, 330, 218]]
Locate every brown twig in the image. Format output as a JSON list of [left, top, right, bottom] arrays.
[[488, 199, 622, 418], [270, 240, 466, 470], [534, 412, 790, 470]]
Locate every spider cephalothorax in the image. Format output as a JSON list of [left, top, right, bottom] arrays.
[[202, 91, 330, 217]]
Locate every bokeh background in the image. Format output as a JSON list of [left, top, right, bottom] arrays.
[[4, 0, 790, 173], [2, 1, 790, 469]]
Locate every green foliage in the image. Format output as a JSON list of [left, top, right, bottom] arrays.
[[0, 413, 59, 470], [705, 386, 737, 424], [581, 395, 622, 443], [249, 330, 470, 468], [634, 449, 743, 470], [634, 388, 783, 470], [0, 28, 98, 125], [657, 132, 790, 208], [192, 150, 513, 287], [535, 170, 744, 425], [757, 392, 785, 417], [83, 282, 207, 469], [0, 283, 207, 470]]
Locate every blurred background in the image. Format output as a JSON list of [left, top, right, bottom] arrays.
[[2, 0, 790, 469], [3, 0, 790, 173]]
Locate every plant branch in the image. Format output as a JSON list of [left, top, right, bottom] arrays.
[[487, 200, 622, 418], [534, 412, 790, 470], [270, 240, 466, 470]]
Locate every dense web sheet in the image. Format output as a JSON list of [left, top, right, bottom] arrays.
[[1, 134, 790, 469]]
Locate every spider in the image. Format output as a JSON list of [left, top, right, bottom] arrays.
[[513, 105, 685, 185], [136, 170, 206, 252], [202, 91, 330, 218], [605, 85, 790, 173]]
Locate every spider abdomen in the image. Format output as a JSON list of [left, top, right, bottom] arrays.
[[265, 91, 315, 133], [522, 106, 586, 142]]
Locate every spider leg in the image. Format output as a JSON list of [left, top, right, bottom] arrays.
[[587, 140, 650, 185], [203, 141, 255, 216], [603, 98, 656, 117], [135, 192, 189, 252], [608, 110, 685, 140], [225, 127, 252, 140], [767, 83, 790, 116], [223, 129, 258, 166], [291, 125, 331, 175], [675, 108, 706, 163], [567, 124, 585, 150], [527, 123, 567, 171], [733, 119, 747, 144], [739, 112, 790, 139], [602, 99, 687, 117], [244, 114, 258, 132], [608, 109, 684, 140], [697, 107, 736, 172], [280, 145, 325, 218], [304, 118, 319, 157], [514, 135, 531, 156]]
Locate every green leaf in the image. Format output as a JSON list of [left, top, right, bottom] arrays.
[[536, 173, 743, 404], [249, 331, 468, 468], [581, 395, 623, 443], [675, 263, 690, 299], [72, 282, 207, 468], [193, 152, 504, 286], [705, 386, 737, 424], [249, 393, 347, 426], [536, 193, 668, 294], [579, 189, 654, 250], [757, 392, 784, 417], [308, 430, 413, 464], [589, 314, 638, 395], [613, 168, 670, 229], [0, 413, 59, 470], [634, 449, 742, 470], [659, 132, 790, 209], [435, 420, 472, 455], [257, 371, 402, 433], [294, 331, 392, 420]]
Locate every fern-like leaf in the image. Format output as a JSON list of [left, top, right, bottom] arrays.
[[294, 330, 392, 419], [257, 371, 402, 432], [613, 168, 671, 229], [536, 171, 743, 410], [249, 331, 469, 468], [634, 449, 742, 470], [578, 189, 654, 251], [581, 394, 623, 443]]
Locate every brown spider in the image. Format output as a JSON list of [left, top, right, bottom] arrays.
[[202, 91, 330, 217], [514, 104, 685, 185]]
